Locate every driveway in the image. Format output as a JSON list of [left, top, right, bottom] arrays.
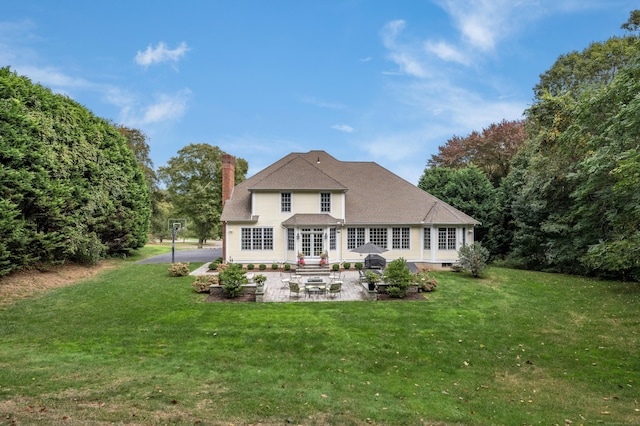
[[136, 248, 222, 264]]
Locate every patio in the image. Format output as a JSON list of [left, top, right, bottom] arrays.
[[190, 265, 370, 302]]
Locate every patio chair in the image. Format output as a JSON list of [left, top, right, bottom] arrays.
[[280, 273, 291, 289], [330, 271, 342, 282], [289, 281, 305, 299], [328, 281, 342, 298]]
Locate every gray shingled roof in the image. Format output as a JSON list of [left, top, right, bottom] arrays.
[[221, 150, 480, 226]]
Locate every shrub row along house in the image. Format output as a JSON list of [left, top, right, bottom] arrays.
[[220, 150, 479, 269]]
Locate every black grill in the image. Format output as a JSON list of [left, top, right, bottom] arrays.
[[364, 254, 386, 270]]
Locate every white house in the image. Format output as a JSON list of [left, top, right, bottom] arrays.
[[220, 150, 480, 269]]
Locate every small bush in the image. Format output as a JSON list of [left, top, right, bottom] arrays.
[[192, 275, 219, 293], [218, 263, 248, 298], [343, 262, 351, 270], [254, 274, 267, 285], [284, 263, 291, 271], [259, 264, 267, 270], [354, 262, 363, 270], [247, 263, 255, 270], [208, 262, 219, 271], [415, 270, 438, 292], [332, 263, 340, 271], [385, 286, 407, 298], [382, 258, 413, 298], [458, 243, 490, 278], [271, 263, 278, 270], [168, 262, 190, 277]]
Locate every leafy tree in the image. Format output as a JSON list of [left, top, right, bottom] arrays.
[[158, 144, 247, 248], [533, 35, 637, 101], [419, 166, 497, 250], [507, 15, 640, 277], [0, 67, 150, 275], [427, 119, 526, 185], [457, 243, 490, 278]]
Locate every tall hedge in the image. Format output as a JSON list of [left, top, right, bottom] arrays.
[[0, 67, 150, 275]]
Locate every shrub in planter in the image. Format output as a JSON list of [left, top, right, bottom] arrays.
[[168, 262, 190, 277], [364, 270, 381, 291], [218, 263, 248, 298], [259, 264, 267, 270], [271, 263, 278, 270], [354, 262, 363, 270], [284, 263, 291, 271], [192, 275, 219, 293], [247, 263, 255, 270], [332, 263, 340, 271], [343, 262, 351, 270], [253, 274, 267, 286]]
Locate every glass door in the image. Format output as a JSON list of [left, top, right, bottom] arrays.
[[301, 228, 324, 257]]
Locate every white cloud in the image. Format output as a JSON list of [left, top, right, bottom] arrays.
[[135, 42, 190, 67], [424, 40, 470, 65], [331, 124, 354, 133], [121, 89, 191, 126], [380, 20, 429, 78]]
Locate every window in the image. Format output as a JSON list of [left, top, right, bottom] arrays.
[[392, 227, 410, 249], [438, 227, 456, 250], [241, 227, 274, 250], [287, 228, 295, 251], [281, 192, 291, 212], [423, 228, 431, 250], [369, 228, 387, 249], [347, 227, 365, 249], [329, 228, 336, 250], [320, 192, 331, 212]]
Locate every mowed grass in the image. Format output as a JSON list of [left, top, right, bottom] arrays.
[[1, 262, 639, 425]]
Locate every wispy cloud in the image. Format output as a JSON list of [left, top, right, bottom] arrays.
[[380, 20, 429, 78], [300, 96, 346, 110], [135, 42, 190, 67], [424, 40, 469, 65], [331, 124, 354, 133], [121, 89, 191, 126]]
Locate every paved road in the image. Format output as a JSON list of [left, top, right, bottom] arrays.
[[136, 248, 222, 264]]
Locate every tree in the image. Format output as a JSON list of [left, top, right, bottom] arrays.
[[457, 243, 490, 278], [507, 15, 640, 277], [158, 144, 247, 248], [428, 119, 526, 185], [0, 67, 150, 274], [419, 166, 497, 250]]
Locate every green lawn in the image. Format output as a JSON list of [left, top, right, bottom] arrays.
[[0, 262, 638, 425]]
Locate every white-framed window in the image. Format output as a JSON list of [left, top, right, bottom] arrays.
[[423, 228, 431, 250], [281, 192, 291, 213], [287, 228, 295, 251], [320, 192, 331, 212], [369, 228, 387, 249], [241, 227, 274, 250], [392, 227, 410, 249], [347, 227, 365, 249], [329, 227, 337, 250], [438, 227, 456, 250]]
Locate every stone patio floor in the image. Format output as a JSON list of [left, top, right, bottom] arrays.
[[191, 264, 370, 302]]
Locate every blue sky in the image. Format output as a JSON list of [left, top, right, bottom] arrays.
[[2, 1, 635, 184]]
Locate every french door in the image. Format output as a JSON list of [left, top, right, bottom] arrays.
[[300, 228, 323, 257]]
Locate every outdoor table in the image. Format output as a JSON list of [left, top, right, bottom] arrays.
[[305, 277, 326, 297]]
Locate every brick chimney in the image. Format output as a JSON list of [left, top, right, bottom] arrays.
[[221, 154, 235, 262]]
